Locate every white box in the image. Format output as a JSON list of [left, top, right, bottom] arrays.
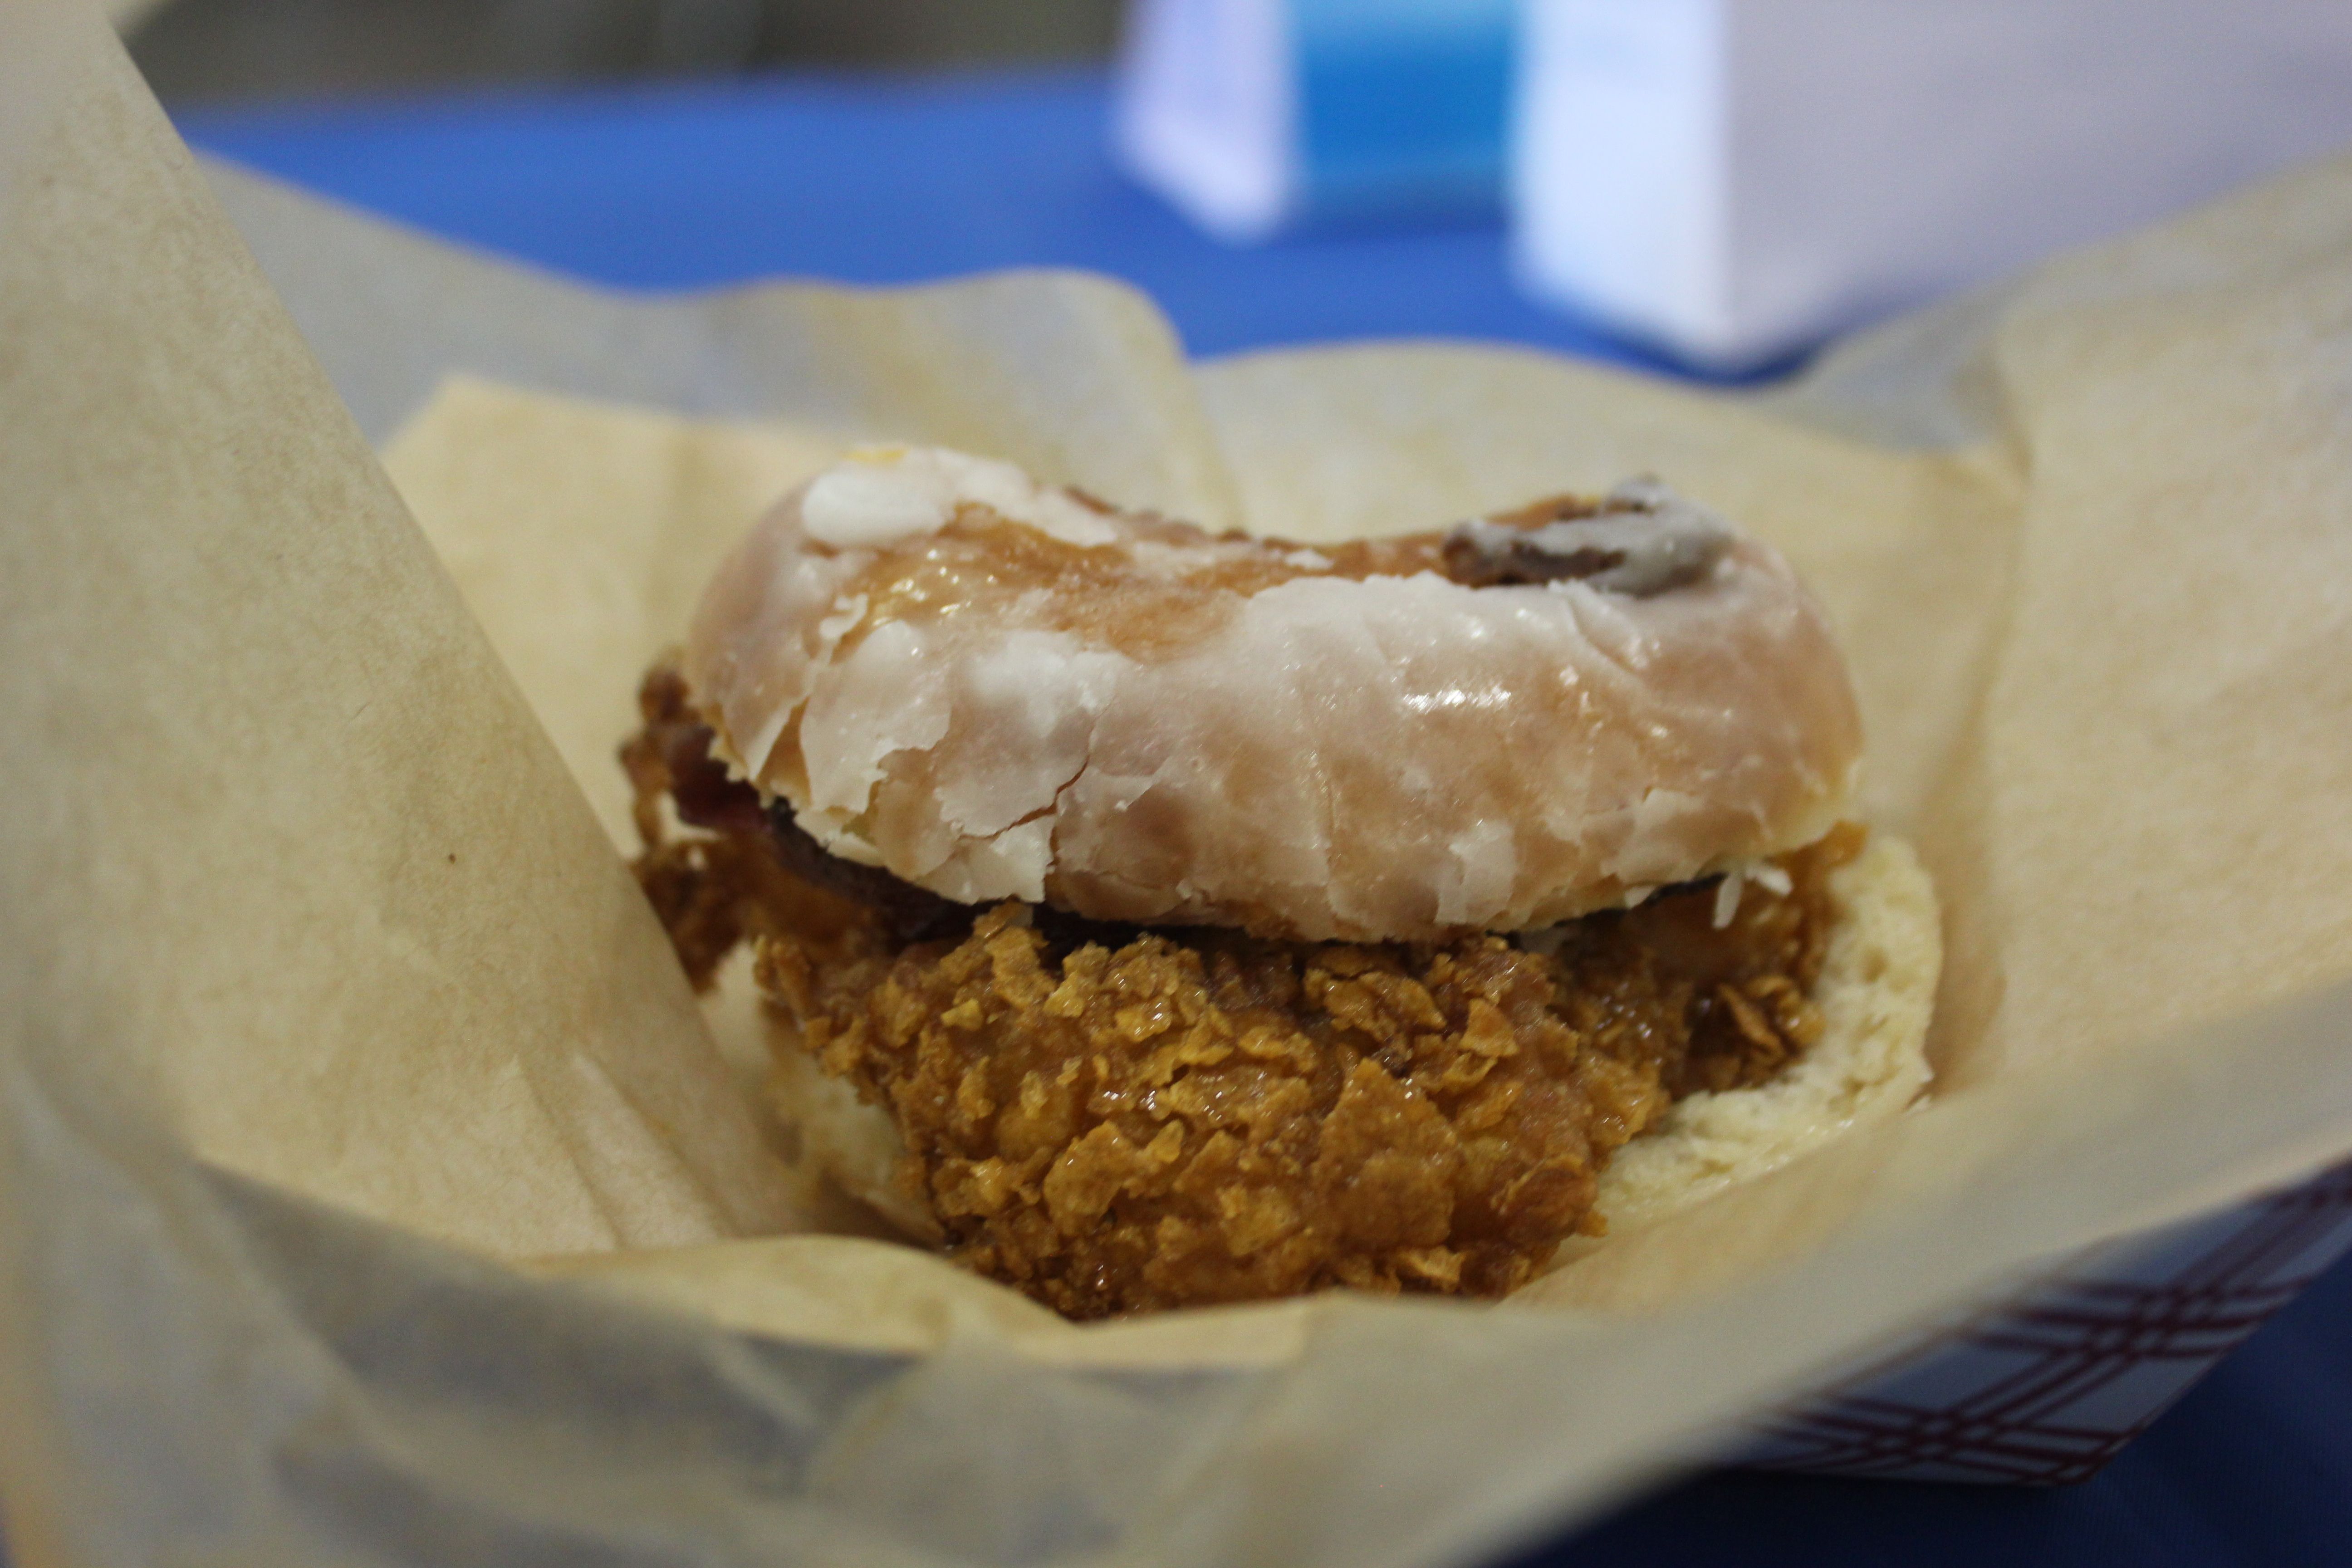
[[1115, 0, 1515, 241], [1513, 0, 2352, 369]]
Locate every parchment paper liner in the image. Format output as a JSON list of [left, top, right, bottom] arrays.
[[5, 10, 2352, 1565]]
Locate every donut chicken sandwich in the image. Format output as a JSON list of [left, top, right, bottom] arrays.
[[624, 446, 1939, 1319]]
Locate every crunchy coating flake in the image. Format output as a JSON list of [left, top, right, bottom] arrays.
[[623, 660, 1853, 1318], [751, 842, 1849, 1319]]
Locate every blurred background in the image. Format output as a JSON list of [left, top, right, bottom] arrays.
[[126, 0, 1121, 102], [127, 0, 2352, 372]]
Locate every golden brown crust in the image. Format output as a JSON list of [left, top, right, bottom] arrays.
[[745, 842, 1856, 1320], [762, 841, 1844, 1316]]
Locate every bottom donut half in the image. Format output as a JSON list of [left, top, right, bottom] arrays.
[[624, 665, 1940, 1320]]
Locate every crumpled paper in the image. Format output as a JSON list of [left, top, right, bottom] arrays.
[[6, 7, 2352, 1567]]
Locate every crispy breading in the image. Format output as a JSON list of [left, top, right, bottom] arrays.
[[754, 843, 1847, 1318], [622, 660, 1854, 1318]]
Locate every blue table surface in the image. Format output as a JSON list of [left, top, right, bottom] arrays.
[[180, 65, 1692, 372], [180, 67, 2352, 1568]]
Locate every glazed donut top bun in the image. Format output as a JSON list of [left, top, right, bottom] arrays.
[[683, 446, 1862, 942]]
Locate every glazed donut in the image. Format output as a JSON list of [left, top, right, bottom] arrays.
[[683, 446, 1862, 944]]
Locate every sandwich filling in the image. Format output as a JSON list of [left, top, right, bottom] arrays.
[[625, 661, 1861, 1319]]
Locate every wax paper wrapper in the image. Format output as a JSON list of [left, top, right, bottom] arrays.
[[5, 10, 2352, 1567]]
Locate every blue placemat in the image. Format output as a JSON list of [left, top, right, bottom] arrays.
[[176, 66, 2352, 1568], [1514, 1247, 2352, 1567]]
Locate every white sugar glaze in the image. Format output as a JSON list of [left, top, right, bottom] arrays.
[[684, 446, 1862, 941]]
